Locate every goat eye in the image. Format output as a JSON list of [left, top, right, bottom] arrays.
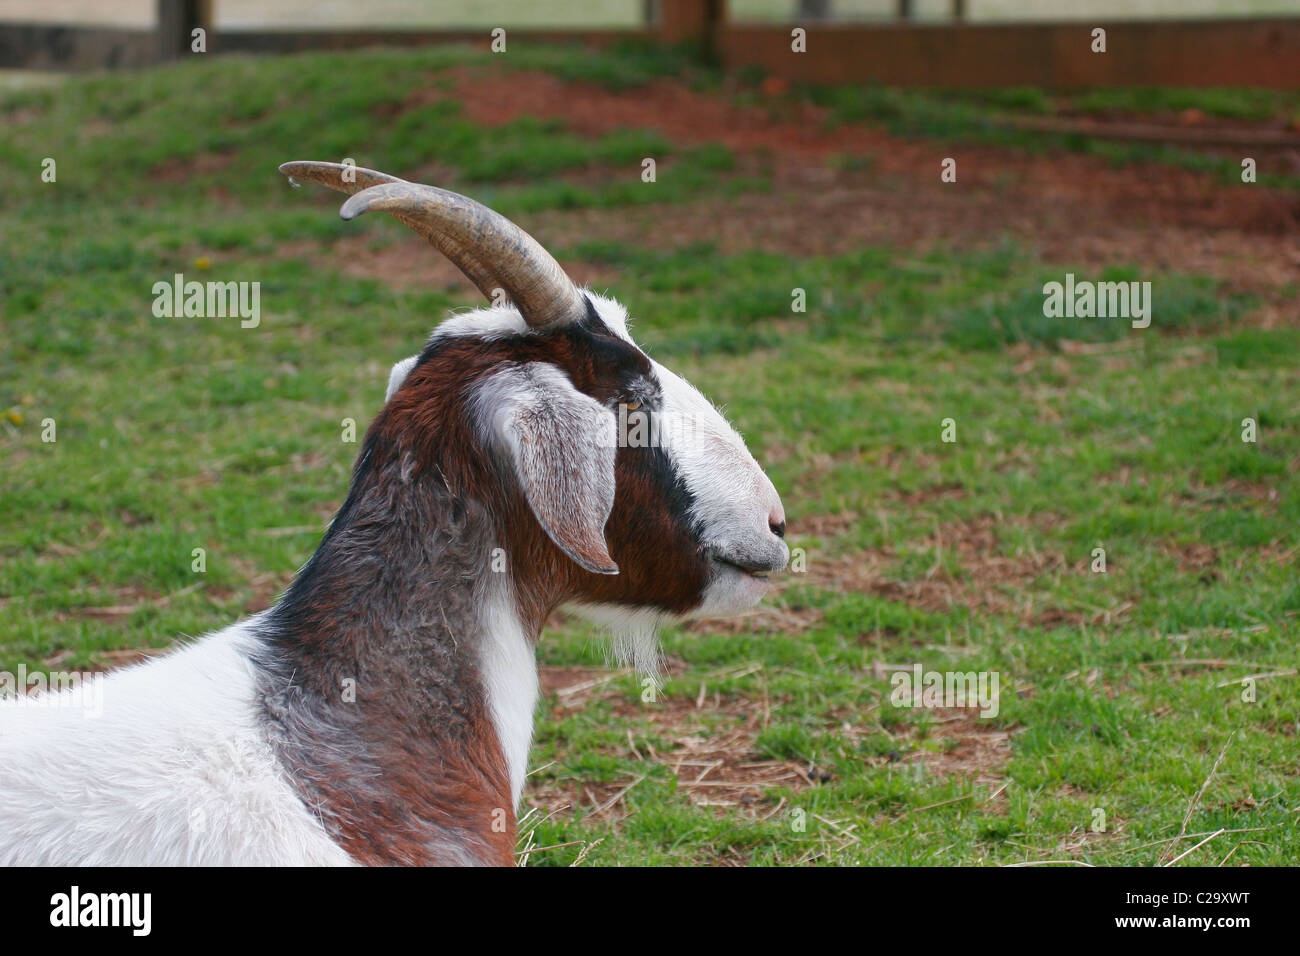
[[623, 399, 642, 411]]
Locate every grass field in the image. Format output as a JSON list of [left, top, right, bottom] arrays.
[[1, 43, 1297, 866]]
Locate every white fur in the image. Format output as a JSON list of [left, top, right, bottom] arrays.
[[577, 296, 785, 567], [1, 293, 784, 865], [567, 603, 667, 677], [584, 293, 788, 611], [476, 580, 539, 807], [0, 616, 351, 866], [384, 305, 532, 402], [391, 295, 787, 679], [432, 306, 530, 343], [390, 294, 787, 586], [385, 355, 419, 401]]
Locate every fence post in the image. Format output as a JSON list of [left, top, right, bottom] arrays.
[[659, 0, 724, 60], [157, 0, 209, 60]]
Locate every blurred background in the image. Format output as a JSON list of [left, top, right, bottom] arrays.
[[1, 1, 1297, 865], [2, 0, 1299, 29]]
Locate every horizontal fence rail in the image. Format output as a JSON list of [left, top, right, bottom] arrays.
[[719, 17, 1300, 89], [0, 23, 157, 69], [1, 0, 1297, 88]]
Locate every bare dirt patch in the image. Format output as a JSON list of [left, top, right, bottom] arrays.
[[527, 664, 1014, 863], [886, 482, 970, 507], [151, 149, 238, 184], [39, 643, 162, 673], [274, 233, 617, 294], [453, 65, 1295, 234], [895, 707, 1014, 793], [529, 663, 819, 823], [889, 514, 1071, 620], [446, 65, 1300, 296], [824, 694, 1014, 797], [776, 510, 1099, 627], [682, 601, 825, 635], [1177, 476, 1283, 511]]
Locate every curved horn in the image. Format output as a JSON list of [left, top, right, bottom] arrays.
[[279, 161, 585, 329], [279, 160, 406, 195]]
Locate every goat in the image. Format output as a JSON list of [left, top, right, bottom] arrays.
[[0, 161, 789, 866]]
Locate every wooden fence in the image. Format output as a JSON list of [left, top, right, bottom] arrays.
[[1, 0, 1297, 89]]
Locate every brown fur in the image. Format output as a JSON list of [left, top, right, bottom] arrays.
[[256, 313, 710, 865]]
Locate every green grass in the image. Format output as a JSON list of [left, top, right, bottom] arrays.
[[2, 46, 1298, 866], [800, 83, 1300, 190], [1067, 86, 1300, 122]]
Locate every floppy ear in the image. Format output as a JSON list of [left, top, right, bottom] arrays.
[[473, 363, 619, 575], [386, 355, 419, 401]]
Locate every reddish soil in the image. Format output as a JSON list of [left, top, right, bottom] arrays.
[[445, 66, 1300, 297], [267, 67, 1299, 306], [531, 662, 818, 824], [527, 663, 1012, 859], [275, 234, 617, 293]]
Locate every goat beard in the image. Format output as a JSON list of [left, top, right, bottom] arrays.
[[604, 611, 666, 681]]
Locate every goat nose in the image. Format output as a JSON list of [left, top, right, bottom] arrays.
[[769, 506, 786, 539]]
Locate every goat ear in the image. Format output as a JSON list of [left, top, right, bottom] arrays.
[[477, 364, 619, 575], [386, 355, 419, 401]]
